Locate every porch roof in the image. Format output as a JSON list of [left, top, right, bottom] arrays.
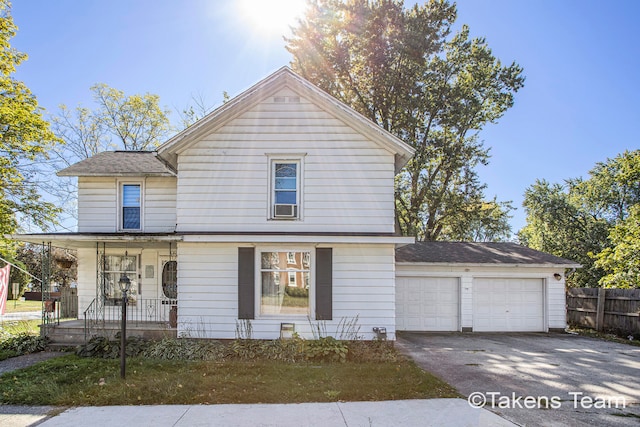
[[6, 232, 182, 249], [7, 232, 414, 249]]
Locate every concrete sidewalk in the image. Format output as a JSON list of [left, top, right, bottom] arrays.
[[4, 399, 514, 427], [0, 310, 42, 321]]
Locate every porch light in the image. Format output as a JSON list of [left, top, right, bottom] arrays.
[[118, 274, 131, 292], [118, 273, 131, 379]]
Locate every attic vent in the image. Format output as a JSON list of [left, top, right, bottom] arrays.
[[273, 96, 286, 103], [288, 96, 301, 103]]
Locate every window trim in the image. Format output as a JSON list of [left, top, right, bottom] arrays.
[[117, 180, 144, 231], [266, 154, 305, 220], [255, 247, 314, 319], [102, 252, 139, 306]]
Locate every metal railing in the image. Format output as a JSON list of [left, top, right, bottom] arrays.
[[102, 297, 178, 325], [83, 297, 178, 341], [83, 298, 97, 342]]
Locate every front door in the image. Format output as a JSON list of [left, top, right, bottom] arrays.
[[159, 256, 178, 325]]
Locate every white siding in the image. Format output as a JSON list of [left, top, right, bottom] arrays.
[[547, 278, 567, 329], [396, 264, 568, 332], [177, 242, 397, 340], [78, 177, 116, 232], [176, 87, 396, 234], [77, 248, 97, 317], [77, 176, 176, 233], [145, 177, 177, 232]]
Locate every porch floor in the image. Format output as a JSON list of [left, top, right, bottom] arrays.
[[45, 319, 177, 347]]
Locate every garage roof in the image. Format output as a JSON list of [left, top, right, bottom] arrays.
[[396, 242, 580, 267]]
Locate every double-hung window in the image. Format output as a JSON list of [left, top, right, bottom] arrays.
[[122, 184, 141, 230], [103, 254, 138, 305], [270, 158, 301, 219]]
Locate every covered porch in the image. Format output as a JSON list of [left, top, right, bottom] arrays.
[[9, 233, 183, 345]]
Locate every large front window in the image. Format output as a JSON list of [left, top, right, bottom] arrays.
[[260, 251, 310, 315], [103, 255, 138, 304], [122, 184, 141, 230]]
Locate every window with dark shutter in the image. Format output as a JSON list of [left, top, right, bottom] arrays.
[[238, 247, 255, 319], [315, 248, 332, 320]]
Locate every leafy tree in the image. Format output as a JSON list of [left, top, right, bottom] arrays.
[[47, 84, 172, 225], [594, 204, 640, 288], [177, 92, 217, 129], [0, 0, 61, 239], [569, 150, 640, 223], [441, 198, 514, 242], [286, 0, 524, 240], [52, 83, 172, 158], [518, 180, 608, 287], [519, 150, 640, 287], [14, 244, 76, 291]]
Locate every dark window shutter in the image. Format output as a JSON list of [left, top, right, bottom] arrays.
[[315, 248, 332, 320], [238, 247, 255, 319]]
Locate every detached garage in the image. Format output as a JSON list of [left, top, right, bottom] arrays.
[[395, 242, 580, 333]]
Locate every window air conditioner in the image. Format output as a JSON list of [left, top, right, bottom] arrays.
[[274, 204, 297, 218]]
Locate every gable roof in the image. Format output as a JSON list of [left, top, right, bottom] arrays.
[[157, 67, 415, 173], [396, 242, 581, 267], [57, 151, 176, 177]]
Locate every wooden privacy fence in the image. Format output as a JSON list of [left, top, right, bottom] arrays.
[[567, 288, 640, 336], [59, 287, 78, 319]]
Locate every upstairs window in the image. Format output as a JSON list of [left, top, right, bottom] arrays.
[[122, 184, 141, 230], [271, 160, 301, 219]]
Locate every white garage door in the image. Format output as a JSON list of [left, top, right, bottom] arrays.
[[473, 278, 544, 332], [396, 277, 459, 331]]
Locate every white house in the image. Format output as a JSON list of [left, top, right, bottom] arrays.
[[11, 67, 578, 340]]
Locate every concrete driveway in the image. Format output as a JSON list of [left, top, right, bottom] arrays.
[[397, 332, 640, 427]]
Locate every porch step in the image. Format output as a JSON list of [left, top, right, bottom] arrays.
[[43, 320, 177, 347], [44, 323, 87, 347]]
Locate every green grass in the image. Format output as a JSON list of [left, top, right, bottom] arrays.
[[0, 320, 45, 361], [0, 320, 41, 336], [0, 320, 45, 360], [0, 355, 458, 406], [3, 300, 42, 313]]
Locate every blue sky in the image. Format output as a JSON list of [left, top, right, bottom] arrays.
[[10, 0, 640, 234]]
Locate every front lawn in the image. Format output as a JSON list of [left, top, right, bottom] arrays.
[[0, 354, 458, 406], [2, 299, 42, 313]]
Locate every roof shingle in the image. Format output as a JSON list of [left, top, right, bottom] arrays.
[[396, 242, 580, 266], [57, 151, 175, 177]]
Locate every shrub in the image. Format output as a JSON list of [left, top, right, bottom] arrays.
[[75, 335, 400, 364], [76, 335, 147, 359], [0, 333, 48, 359], [305, 336, 349, 362], [284, 287, 309, 298], [230, 337, 306, 362], [346, 340, 398, 362], [142, 338, 227, 360]]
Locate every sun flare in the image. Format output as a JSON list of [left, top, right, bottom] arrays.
[[237, 0, 307, 36]]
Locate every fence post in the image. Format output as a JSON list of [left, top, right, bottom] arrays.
[[596, 287, 606, 332]]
